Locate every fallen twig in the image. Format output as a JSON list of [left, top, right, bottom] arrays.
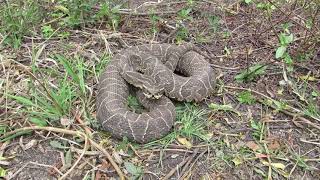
[[180, 149, 207, 179], [179, 148, 200, 179], [161, 156, 191, 180]]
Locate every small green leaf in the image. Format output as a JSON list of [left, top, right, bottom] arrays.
[[283, 53, 293, 64], [65, 149, 72, 168], [280, 33, 293, 45], [250, 119, 262, 130], [124, 162, 143, 176], [232, 157, 243, 166], [244, 0, 252, 4], [7, 94, 36, 107], [311, 91, 319, 97], [28, 117, 48, 127], [0, 126, 7, 134], [276, 46, 286, 59], [0, 167, 6, 177], [285, 34, 294, 44], [306, 19, 313, 29], [49, 140, 69, 149]]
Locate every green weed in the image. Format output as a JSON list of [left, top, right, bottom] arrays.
[[95, 2, 121, 31], [237, 91, 256, 105], [41, 25, 55, 38], [149, 10, 162, 34], [175, 8, 193, 43], [0, 1, 43, 48], [235, 64, 268, 83], [208, 15, 221, 33], [250, 119, 264, 141]]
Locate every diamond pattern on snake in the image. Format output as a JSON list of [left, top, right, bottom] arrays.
[[96, 43, 216, 143]]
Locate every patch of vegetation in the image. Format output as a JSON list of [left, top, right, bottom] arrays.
[[0, 1, 43, 48], [6, 47, 109, 129], [235, 64, 268, 83], [237, 91, 256, 105], [0, 0, 123, 48]]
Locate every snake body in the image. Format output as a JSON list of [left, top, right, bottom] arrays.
[[96, 44, 215, 143]]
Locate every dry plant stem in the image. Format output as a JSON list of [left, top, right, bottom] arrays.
[[59, 135, 88, 180], [74, 111, 92, 135], [180, 149, 207, 179], [160, 28, 179, 43], [139, 148, 194, 154], [179, 148, 199, 179], [0, 126, 125, 180], [161, 156, 192, 180]]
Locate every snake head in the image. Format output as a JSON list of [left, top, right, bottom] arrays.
[[142, 83, 164, 99]]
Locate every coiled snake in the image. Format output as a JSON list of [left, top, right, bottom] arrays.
[[96, 43, 215, 143]]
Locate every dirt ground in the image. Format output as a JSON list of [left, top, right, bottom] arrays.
[[0, 0, 319, 179]]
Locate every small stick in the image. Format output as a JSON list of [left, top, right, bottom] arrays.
[[161, 156, 192, 180], [180, 149, 207, 179], [59, 135, 88, 180], [74, 111, 92, 135], [179, 148, 199, 179]]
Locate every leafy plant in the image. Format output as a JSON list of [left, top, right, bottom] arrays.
[[41, 25, 54, 38], [0, 1, 43, 48], [145, 103, 210, 147], [175, 104, 209, 141], [124, 162, 143, 179], [57, 0, 97, 28], [149, 10, 162, 34], [95, 2, 121, 30], [237, 91, 256, 105], [208, 15, 221, 33], [127, 95, 144, 113], [177, 8, 193, 21], [235, 64, 268, 83], [250, 119, 263, 141], [175, 8, 193, 43]]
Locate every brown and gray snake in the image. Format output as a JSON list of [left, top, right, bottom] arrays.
[[96, 43, 216, 143]]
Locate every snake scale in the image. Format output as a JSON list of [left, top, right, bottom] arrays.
[[96, 43, 215, 143]]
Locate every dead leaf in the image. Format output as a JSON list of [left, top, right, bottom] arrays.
[[299, 75, 316, 81], [261, 160, 286, 170], [232, 157, 243, 166], [23, 140, 37, 150], [60, 117, 73, 126], [268, 140, 281, 151], [113, 151, 123, 164], [246, 141, 260, 151], [177, 137, 192, 149]]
